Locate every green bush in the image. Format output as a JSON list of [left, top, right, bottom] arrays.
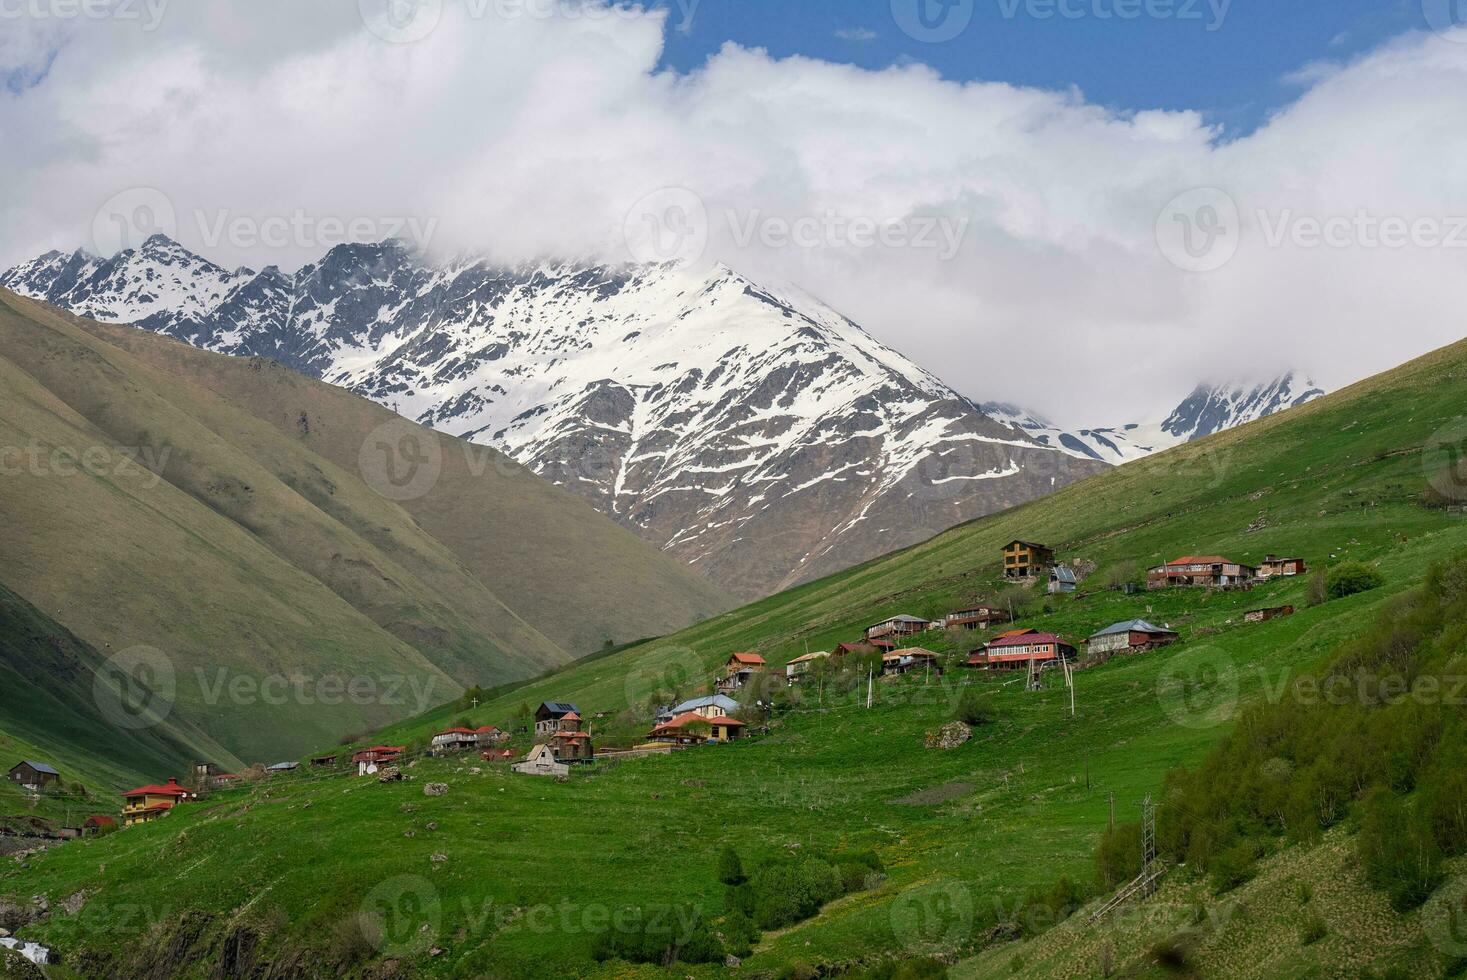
[[1095, 821, 1143, 890], [1300, 914, 1327, 945], [1209, 840, 1260, 894], [750, 857, 844, 929], [1359, 790, 1444, 912], [954, 689, 998, 727], [720, 909, 760, 959], [591, 904, 722, 966], [1327, 562, 1385, 600]]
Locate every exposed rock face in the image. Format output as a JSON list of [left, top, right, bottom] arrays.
[[926, 721, 973, 750], [3, 237, 1107, 599], [423, 783, 448, 797]]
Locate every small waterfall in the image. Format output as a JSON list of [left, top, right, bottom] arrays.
[[0, 935, 50, 965]]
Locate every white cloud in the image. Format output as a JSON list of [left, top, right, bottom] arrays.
[[2, 3, 1466, 425]]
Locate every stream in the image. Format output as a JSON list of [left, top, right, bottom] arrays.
[[0, 936, 50, 966]]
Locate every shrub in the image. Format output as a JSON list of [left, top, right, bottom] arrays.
[[1096, 821, 1143, 890], [717, 844, 746, 885], [1306, 568, 1329, 607], [1209, 840, 1260, 894], [1300, 915, 1327, 945], [747, 856, 845, 930], [1327, 562, 1385, 600], [591, 905, 721, 966], [954, 689, 998, 727], [1359, 790, 1444, 912], [720, 909, 760, 959]]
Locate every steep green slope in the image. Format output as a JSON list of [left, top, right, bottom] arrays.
[[0, 584, 232, 825], [0, 291, 725, 762], [4, 333, 1467, 977]]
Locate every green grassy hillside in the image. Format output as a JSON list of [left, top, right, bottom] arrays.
[[0, 290, 726, 763], [4, 331, 1467, 977]]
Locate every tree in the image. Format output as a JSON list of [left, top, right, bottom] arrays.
[[717, 845, 746, 885], [1327, 562, 1385, 599]]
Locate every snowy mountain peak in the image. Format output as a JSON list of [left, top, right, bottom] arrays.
[[985, 371, 1327, 467], [1, 239, 1105, 599]]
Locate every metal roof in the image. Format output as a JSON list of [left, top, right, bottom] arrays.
[[13, 761, 59, 776], [669, 694, 739, 715], [538, 701, 580, 715], [1051, 566, 1078, 583], [1091, 619, 1175, 638]]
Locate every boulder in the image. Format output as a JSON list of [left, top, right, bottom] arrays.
[[423, 783, 449, 797], [925, 721, 973, 750]]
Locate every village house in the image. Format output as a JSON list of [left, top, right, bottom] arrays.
[[352, 745, 404, 776], [1258, 556, 1308, 579], [647, 711, 746, 745], [121, 778, 191, 827], [82, 815, 116, 836], [1147, 556, 1258, 590], [477, 725, 508, 744], [944, 605, 1011, 630], [430, 728, 484, 755], [548, 712, 595, 763], [717, 652, 767, 692], [881, 648, 942, 676], [266, 762, 299, 775], [310, 755, 338, 768], [481, 747, 519, 763], [864, 615, 934, 644], [1003, 540, 1055, 580], [1049, 566, 1078, 595], [1087, 619, 1180, 657], [1245, 605, 1296, 624], [6, 761, 60, 791], [967, 632, 1077, 670], [785, 650, 829, 682], [656, 694, 740, 726], [512, 744, 570, 778], [534, 702, 581, 736], [832, 641, 880, 660]]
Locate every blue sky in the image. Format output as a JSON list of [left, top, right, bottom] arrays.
[[658, 0, 1425, 133]]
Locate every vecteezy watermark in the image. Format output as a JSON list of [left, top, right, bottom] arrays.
[[624, 187, 970, 269], [359, 418, 444, 502], [92, 187, 439, 257], [1155, 187, 1240, 273], [359, 0, 701, 44], [0, 0, 169, 31], [1423, 0, 1467, 42], [1257, 210, 1467, 251], [623, 645, 707, 711], [93, 646, 177, 731], [995, 0, 1230, 30], [1157, 188, 1467, 273], [891, 0, 975, 42], [890, 879, 976, 953], [360, 876, 443, 957], [1425, 419, 1467, 506], [0, 442, 171, 488], [1156, 645, 1238, 730], [194, 668, 439, 712]]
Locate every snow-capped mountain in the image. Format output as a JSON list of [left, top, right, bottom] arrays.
[[2, 236, 1106, 600], [983, 373, 1327, 466]]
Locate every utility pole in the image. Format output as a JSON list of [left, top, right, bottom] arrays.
[[866, 667, 874, 709], [1140, 796, 1158, 896], [1108, 792, 1116, 831]]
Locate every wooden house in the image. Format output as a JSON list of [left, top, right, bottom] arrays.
[[881, 648, 942, 676], [352, 745, 404, 776], [1258, 556, 1307, 579], [310, 755, 339, 768], [1048, 565, 1078, 594], [1147, 556, 1258, 590], [121, 778, 191, 827], [785, 650, 829, 682], [476, 725, 509, 744], [967, 632, 1076, 670], [512, 744, 569, 778], [1003, 540, 1055, 580], [832, 641, 880, 660], [82, 815, 116, 836], [945, 605, 1011, 630], [266, 762, 299, 775], [534, 701, 581, 736], [864, 615, 933, 643], [548, 712, 595, 763], [648, 711, 746, 744], [718, 652, 767, 692], [6, 761, 59, 791], [1086, 619, 1179, 656], [1245, 605, 1296, 624]]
